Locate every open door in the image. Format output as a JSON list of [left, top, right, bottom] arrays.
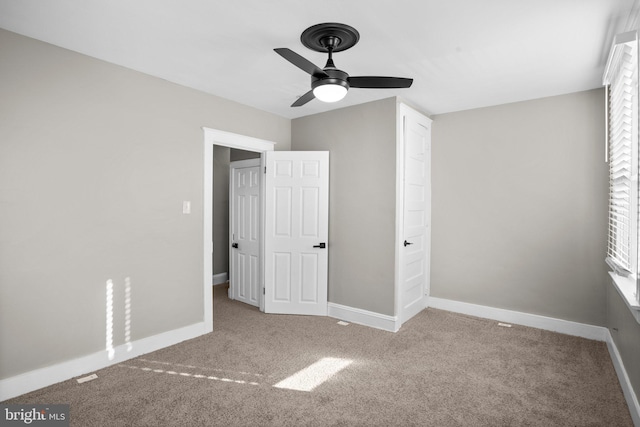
[[229, 158, 261, 307], [264, 151, 329, 315]]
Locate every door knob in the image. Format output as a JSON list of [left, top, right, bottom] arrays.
[[231, 243, 239, 249], [404, 240, 413, 247], [313, 243, 326, 249]]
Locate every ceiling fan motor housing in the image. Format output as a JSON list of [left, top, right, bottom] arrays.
[[312, 68, 350, 91]]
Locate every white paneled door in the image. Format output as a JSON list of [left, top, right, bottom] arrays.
[[399, 108, 431, 324], [264, 151, 329, 315], [230, 159, 261, 307]]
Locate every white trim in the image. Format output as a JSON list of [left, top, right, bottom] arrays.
[[203, 127, 276, 152], [605, 83, 609, 163], [203, 141, 214, 332], [428, 297, 608, 341], [0, 322, 206, 401], [203, 128, 276, 331], [259, 155, 266, 313], [394, 104, 405, 324], [603, 30, 638, 85], [606, 330, 640, 426], [610, 272, 640, 324], [212, 272, 228, 285], [328, 302, 399, 333]]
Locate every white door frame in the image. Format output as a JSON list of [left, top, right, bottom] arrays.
[[203, 127, 275, 332]]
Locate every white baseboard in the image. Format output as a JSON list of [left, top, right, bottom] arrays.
[[428, 297, 608, 341], [606, 330, 640, 426], [0, 322, 207, 401], [212, 272, 228, 285], [328, 302, 399, 332]]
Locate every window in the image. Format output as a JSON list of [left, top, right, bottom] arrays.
[[604, 30, 640, 316]]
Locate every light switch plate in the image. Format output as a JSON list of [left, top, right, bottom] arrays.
[[183, 201, 191, 214]]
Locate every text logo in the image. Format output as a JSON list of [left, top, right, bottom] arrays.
[[0, 405, 69, 426]]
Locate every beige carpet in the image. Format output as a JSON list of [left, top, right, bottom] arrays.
[[4, 284, 633, 426]]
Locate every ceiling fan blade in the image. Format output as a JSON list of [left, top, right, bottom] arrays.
[[274, 48, 328, 78], [291, 90, 315, 107], [348, 76, 413, 89]]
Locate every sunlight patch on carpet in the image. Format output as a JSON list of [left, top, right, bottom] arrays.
[[273, 357, 352, 392], [137, 359, 266, 378], [121, 365, 260, 386]]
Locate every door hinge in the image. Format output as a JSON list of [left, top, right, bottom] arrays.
[[264, 166, 266, 174], [263, 287, 265, 295]]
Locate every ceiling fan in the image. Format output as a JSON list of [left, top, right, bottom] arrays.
[[275, 23, 413, 107]]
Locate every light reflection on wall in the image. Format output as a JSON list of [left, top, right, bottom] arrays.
[[105, 277, 133, 360], [105, 279, 115, 360], [124, 277, 132, 352]]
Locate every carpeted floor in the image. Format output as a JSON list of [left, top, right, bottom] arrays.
[[4, 284, 633, 426]]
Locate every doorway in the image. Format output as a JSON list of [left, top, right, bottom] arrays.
[[203, 128, 331, 330], [212, 147, 261, 289], [203, 128, 275, 332]]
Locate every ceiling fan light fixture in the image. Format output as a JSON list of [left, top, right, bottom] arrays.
[[313, 83, 348, 103], [275, 23, 413, 107]]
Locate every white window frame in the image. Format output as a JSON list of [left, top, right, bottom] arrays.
[[604, 30, 640, 323]]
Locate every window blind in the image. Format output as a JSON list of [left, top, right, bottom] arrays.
[[604, 31, 638, 276]]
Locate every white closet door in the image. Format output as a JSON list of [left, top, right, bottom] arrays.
[[398, 106, 431, 325]]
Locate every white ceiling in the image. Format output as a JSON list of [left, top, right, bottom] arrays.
[[0, 0, 638, 119]]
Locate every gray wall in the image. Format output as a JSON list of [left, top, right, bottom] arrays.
[[292, 97, 398, 316], [213, 146, 230, 275], [230, 148, 261, 162], [431, 89, 608, 326], [0, 29, 290, 380]]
